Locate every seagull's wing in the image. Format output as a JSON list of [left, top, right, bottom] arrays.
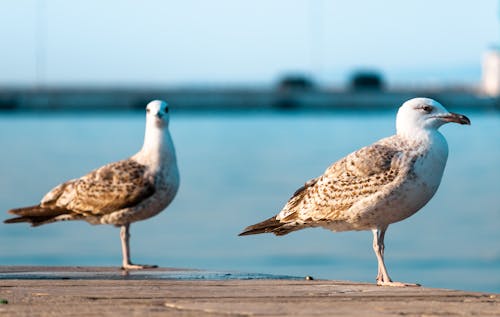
[[277, 136, 408, 224], [41, 159, 155, 216]]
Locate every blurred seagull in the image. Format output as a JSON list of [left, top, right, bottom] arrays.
[[5, 100, 180, 270], [240, 97, 470, 286]]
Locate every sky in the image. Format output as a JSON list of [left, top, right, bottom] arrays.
[[0, 0, 498, 88]]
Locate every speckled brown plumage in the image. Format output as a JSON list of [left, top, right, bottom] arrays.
[[5, 100, 180, 269], [255, 135, 418, 234], [240, 97, 471, 286], [5, 159, 156, 226]]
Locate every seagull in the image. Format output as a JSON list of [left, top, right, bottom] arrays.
[[240, 97, 470, 286], [4, 100, 180, 270]]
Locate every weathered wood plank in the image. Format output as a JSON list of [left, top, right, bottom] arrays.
[[0, 267, 498, 316]]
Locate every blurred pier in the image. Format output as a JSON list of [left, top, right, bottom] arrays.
[[0, 87, 498, 112]]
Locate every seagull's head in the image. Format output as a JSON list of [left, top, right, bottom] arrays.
[[396, 97, 470, 136], [146, 100, 170, 128]]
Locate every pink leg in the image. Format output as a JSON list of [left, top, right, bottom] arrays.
[[120, 224, 157, 270], [372, 227, 420, 287]]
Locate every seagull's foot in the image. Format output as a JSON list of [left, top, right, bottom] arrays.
[[121, 263, 158, 270], [377, 280, 421, 287]]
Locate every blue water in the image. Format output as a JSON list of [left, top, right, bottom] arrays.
[[0, 110, 498, 293]]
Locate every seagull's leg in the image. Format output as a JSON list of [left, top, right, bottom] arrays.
[[372, 227, 419, 287], [375, 227, 385, 282], [120, 224, 158, 270], [373, 227, 390, 283]]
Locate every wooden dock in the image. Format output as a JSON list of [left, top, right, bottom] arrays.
[[0, 266, 498, 316]]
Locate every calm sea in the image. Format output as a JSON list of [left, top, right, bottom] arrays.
[[0, 110, 498, 293]]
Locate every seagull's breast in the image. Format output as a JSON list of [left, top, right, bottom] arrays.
[[157, 160, 180, 205], [380, 133, 449, 225], [137, 160, 180, 218], [413, 144, 448, 196], [343, 133, 449, 229]]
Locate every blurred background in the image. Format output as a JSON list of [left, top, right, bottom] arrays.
[[0, 1, 499, 292]]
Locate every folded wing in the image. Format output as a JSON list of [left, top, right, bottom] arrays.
[[5, 159, 155, 226]]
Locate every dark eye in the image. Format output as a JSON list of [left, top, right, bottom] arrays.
[[165, 107, 169, 113], [146, 108, 151, 113], [422, 105, 433, 113]]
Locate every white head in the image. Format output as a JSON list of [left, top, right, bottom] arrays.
[[396, 97, 470, 137], [137, 100, 175, 164], [146, 100, 170, 128]]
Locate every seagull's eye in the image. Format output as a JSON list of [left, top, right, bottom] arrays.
[[146, 108, 151, 113], [422, 105, 433, 113]]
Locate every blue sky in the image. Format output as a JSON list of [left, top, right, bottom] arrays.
[[0, 0, 498, 87]]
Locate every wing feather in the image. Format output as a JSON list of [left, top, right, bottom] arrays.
[[277, 136, 408, 224], [42, 159, 155, 216]]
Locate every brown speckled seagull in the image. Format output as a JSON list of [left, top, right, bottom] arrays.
[[240, 97, 470, 286], [5, 100, 180, 270]]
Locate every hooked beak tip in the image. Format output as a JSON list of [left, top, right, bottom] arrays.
[[457, 114, 471, 125], [440, 112, 471, 125]]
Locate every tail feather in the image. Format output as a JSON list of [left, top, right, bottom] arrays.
[[5, 205, 69, 227], [4, 216, 35, 224], [4, 215, 61, 226], [239, 216, 289, 236], [8, 205, 63, 217]]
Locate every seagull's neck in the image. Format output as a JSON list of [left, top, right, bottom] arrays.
[[398, 124, 439, 143], [397, 126, 449, 161], [134, 119, 177, 170]]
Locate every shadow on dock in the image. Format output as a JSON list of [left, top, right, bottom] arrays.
[[0, 266, 300, 281]]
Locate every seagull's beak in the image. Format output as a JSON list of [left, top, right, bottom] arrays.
[[437, 112, 471, 125]]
